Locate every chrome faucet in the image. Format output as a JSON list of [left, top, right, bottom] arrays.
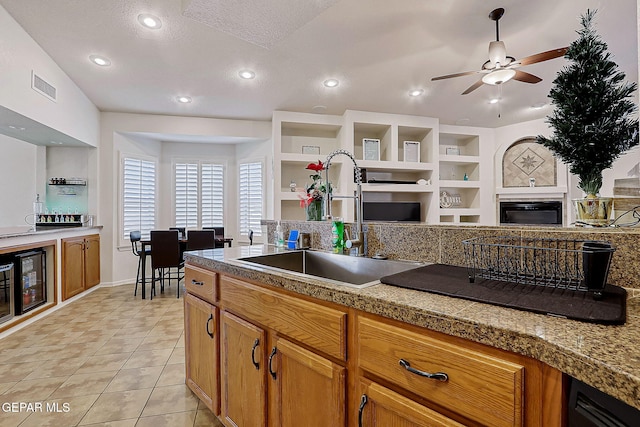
[[324, 149, 366, 256]]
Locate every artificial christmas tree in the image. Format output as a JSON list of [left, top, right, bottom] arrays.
[[537, 9, 638, 225]]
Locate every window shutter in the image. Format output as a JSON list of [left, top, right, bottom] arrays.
[[239, 161, 263, 236], [123, 157, 156, 240], [201, 163, 224, 228], [174, 161, 224, 229], [175, 162, 199, 228]]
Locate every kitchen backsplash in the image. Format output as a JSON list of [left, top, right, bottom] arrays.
[[263, 220, 640, 289]]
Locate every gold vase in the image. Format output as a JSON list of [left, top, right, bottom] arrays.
[[573, 197, 613, 226]]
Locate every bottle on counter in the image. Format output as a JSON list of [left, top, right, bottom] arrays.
[[332, 218, 344, 254], [274, 221, 284, 248]]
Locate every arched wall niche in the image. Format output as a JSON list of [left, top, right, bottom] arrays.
[[502, 137, 558, 187]]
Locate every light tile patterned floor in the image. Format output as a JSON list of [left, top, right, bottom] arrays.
[[0, 284, 223, 427]]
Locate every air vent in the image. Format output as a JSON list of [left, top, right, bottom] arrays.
[[31, 71, 57, 102]]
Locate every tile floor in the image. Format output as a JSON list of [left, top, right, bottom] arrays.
[[0, 284, 224, 427]]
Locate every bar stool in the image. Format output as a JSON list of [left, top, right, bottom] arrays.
[[130, 231, 150, 297]]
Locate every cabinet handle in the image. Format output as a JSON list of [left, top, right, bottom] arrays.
[[191, 279, 204, 286], [268, 347, 277, 380], [399, 359, 448, 382], [205, 313, 214, 338], [358, 394, 368, 427], [251, 338, 260, 370]]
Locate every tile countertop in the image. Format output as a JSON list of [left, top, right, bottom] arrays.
[[184, 245, 640, 411]]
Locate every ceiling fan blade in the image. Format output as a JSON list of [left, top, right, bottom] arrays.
[[431, 70, 481, 81], [462, 79, 485, 95], [514, 47, 568, 67], [513, 70, 542, 84]]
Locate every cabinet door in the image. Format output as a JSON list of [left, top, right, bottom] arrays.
[[84, 235, 100, 288], [184, 293, 219, 414], [221, 312, 266, 427], [272, 337, 346, 427], [62, 237, 85, 300], [357, 378, 464, 427]]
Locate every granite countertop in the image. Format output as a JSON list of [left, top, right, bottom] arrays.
[[0, 225, 102, 240], [184, 245, 640, 410]]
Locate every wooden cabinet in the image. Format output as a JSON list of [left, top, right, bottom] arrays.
[[218, 275, 348, 427], [61, 234, 100, 300], [184, 292, 219, 414], [185, 263, 563, 427], [220, 311, 266, 427], [356, 314, 563, 427], [270, 337, 346, 427], [357, 378, 464, 427]]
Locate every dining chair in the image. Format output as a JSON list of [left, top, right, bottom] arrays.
[[169, 226, 186, 239], [150, 230, 184, 299], [130, 231, 151, 297], [203, 226, 225, 248], [186, 230, 217, 251]]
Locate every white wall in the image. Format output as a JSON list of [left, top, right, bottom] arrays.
[[0, 5, 100, 147], [0, 134, 40, 226]]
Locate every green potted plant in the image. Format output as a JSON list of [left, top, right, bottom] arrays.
[[537, 9, 638, 225]]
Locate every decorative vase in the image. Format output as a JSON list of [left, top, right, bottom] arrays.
[[305, 199, 324, 221], [573, 197, 613, 226]]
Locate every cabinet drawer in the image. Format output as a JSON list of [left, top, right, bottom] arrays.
[[220, 276, 347, 361], [185, 264, 217, 304], [358, 316, 524, 427]]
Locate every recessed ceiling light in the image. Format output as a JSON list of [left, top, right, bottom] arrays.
[[323, 79, 339, 88], [89, 55, 111, 66], [137, 14, 162, 29], [409, 89, 424, 97], [532, 102, 546, 110], [239, 70, 256, 79], [311, 105, 327, 114], [489, 98, 500, 104], [176, 96, 192, 103]]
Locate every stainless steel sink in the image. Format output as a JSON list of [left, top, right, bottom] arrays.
[[235, 250, 425, 288]]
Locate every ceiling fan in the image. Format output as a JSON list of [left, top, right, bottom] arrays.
[[431, 7, 568, 95]]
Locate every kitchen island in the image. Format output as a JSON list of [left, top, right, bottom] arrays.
[[184, 244, 639, 425]]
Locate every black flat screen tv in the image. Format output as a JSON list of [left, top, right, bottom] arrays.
[[363, 202, 421, 222]]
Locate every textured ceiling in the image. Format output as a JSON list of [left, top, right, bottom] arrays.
[[0, 0, 637, 137]]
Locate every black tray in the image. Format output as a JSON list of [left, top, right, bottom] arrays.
[[380, 264, 626, 324]]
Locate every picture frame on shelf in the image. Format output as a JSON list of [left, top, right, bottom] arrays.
[[403, 141, 420, 162], [302, 145, 320, 155], [363, 138, 380, 161], [445, 147, 461, 156]]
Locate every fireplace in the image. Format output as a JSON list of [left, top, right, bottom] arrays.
[[499, 201, 563, 225]]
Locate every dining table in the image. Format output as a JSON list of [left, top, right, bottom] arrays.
[[138, 235, 233, 299]]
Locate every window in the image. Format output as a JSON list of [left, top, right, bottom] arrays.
[[174, 161, 224, 228], [122, 156, 156, 240], [239, 161, 263, 237]]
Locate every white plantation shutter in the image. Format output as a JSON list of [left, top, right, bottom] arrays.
[[174, 161, 224, 228], [175, 163, 199, 228], [239, 161, 263, 236], [201, 163, 224, 227], [123, 157, 156, 240]]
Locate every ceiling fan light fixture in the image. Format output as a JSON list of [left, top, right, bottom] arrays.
[[482, 68, 516, 85]]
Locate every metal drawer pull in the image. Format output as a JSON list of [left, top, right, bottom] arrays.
[[251, 338, 260, 370], [191, 279, 204, 286], [358, 394, 368, 427], [399, 359, 448, 382], [268, 347, 277, 380]]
